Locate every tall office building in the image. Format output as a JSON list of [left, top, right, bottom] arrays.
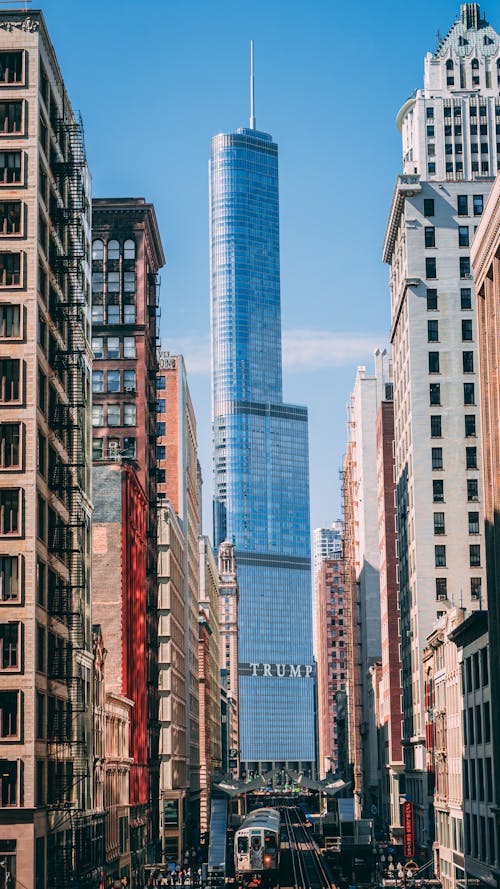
[[210, 54, 315, 774], [313, 523, 343, 573], [0, 11, 101, 888], [383, 3, 499, 850]]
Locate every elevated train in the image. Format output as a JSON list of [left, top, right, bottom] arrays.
[[234, 807, 281, 886]]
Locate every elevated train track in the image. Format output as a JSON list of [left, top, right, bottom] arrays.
[[280, 806, 334, 889]]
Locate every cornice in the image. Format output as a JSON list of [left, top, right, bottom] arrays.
[[471, 174, 500, 288]]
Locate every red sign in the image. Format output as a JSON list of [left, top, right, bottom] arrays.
[[403, 801, 415, 858]]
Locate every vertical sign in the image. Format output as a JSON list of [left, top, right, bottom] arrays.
[[403, 800, 415, 858]]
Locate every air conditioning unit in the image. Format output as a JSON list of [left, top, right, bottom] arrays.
[[124, 386, 136, 393]]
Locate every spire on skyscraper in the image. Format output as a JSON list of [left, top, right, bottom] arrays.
[[250, 39, 256, 130]]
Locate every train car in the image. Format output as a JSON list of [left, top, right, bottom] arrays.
[[234, 807, 281, 886]]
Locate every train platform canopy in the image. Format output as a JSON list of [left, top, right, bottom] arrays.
[[286, 770, 352, 796]]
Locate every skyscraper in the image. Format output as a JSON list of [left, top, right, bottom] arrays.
[[383, 3, 499, 850], [210, 48, 315, 774]]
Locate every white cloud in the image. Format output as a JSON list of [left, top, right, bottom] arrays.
[[164, 330, 387, 376]]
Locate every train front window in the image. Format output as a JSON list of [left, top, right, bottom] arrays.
[[265, 833, 276, 850], [251, 836, 262, 850], [238, 837, 249, 854]]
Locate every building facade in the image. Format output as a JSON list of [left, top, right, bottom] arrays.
[[210, 109, 315, 774], [0, 10, 101, 888], [315, 556, 347, 779], [156, 352, 201, 855], [382, 3, 499, 849], [198, 536, 222, 835], [342, 350, 392, 817], [91, 198, 165, 865], [313, 523, 343, 573], [217, 541, 239, 776], [375, 397, 403, 839]]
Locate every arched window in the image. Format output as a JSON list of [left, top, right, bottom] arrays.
[[107, 240, 120, 261], [446, 59, 454, 70], [124, 239, 135, 260], [92, 239, 104, 261], [472, 58, 479, 69]]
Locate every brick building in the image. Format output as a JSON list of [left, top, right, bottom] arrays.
[[0, 10, 100, 888], [315, 556, 347, 778], [375, 397, 403, 839], [91, 198, 165, 868]]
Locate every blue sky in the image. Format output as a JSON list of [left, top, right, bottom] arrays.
[[39, 0, 473, 531]]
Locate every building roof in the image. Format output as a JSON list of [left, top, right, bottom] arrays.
[[434, 4, 499, 59]]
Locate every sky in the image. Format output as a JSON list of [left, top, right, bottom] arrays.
[[37, 0, 473, 533]]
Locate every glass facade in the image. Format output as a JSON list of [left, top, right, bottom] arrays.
[[210, 127, 315, 768]]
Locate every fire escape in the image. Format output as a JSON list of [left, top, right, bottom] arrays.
[[46, 113, 99, 888]]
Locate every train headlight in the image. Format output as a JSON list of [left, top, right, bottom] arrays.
[[263, 855, 272, 866]]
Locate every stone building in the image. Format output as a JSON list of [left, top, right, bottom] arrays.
[[198, 536, 222, 834], [315, 555, 347, 778], [217, 541, 239, 777]]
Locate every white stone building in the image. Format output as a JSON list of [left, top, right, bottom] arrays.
[[383, 2, 499, 852]]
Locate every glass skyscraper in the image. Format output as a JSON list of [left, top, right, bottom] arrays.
[[210, 115, 315, 772]]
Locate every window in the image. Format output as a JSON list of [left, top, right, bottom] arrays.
[[123, 404, 136, 426], [430, 383, 441, 405], [425, 227, 436, 247], [473, 194, 484, 215], [466, 447, 478, 469], [92, 303, 104, 324], [433, 479, 444, 502], [92, 239, 104, 261], [428, 163, 436, 175], [0, 761, 18, 806], [0, 692, 19, 738], [0, 253, 21, 287], [107, 240, 120, 261], [0, 556, 19, 601], [0, 623, 18, 669], [157, 445, 166, 461], [92, 438, 103, 461], [107, 370, 120, 393], [427, 107, 434, 119], [156, 376, 166, 390], [465, 415, 476, 437], [428, 320, 439, 342], [460, 256, 471, 278], [468, 512, 480, 534], [124, 239, 135, 260], [430, 415, 442, 437], [0, 151, 21, 184], [107, 405, 120, 427], [464, 383, 475, 405], [0, 101, 23, 134], [434, 512, 445, 535], [436, 578, 448, 600], [123, 336, 135, 358], [156, 398, 165, 413], [424, 199, 435, 216], [124, 369, 136, 391], [462, 319, 473, 341], [0, 423, 20, 468], [427, 289, 438, 310], [156, 421, 165, 437], [435, 545, 446, 567], [92, 371, 103, 393], [123, 271, 135, 292], [461, 288, 472, 309], [432, 448, 443, 470], [428, 351, 440, 373], [92, 405, 103, 427], [157, 469, 166, 484], [107, 304, 120, 324], [0, 52, 23, 85], [92, 336, 104, 358], [426, 126, 435, 138], [470, 545, 481, 567], [426, 257, 437, 278], [37, 433, 45, 477], [0, 202, 21, 236], [0, 490, 20, 535], [458, 195, 468, 215], [471, 577, 482, 600], [36, 692, 44, 740], [107, 271, 120, 293], [123, 304, 136, 324], [91, 271, 104, 294], [107, 337, 119, 358], [459, 225, 469, 247], [463, 351, 474, 373], [468, 479, 479, 500], [37, 494, 45, 541], [0, 304, 20, 338], [122, 437, 136, 458]]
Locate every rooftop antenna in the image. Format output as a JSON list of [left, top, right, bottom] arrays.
[[250, 39, 256, 130]]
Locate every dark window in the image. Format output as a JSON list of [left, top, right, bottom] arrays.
[[476, 705, 483, 745], [0, 423, 20, 468], [156, 422, 165, 437], [468, 511, 480, 534], [458, 194, 468, 215], [459, 225, 470, 247], [464, 382, 475, 404], [157, 469, 166, 484], [0, 253, 21, 286], [461, 288, 472, 309], [426, 126, 435, 138], [36, 692, 44, 740], [463, 351, 474, 373], [435, 545, 446, 567], [427, 289, 438, 310], [0, 52, 23, 84], [428, 163, 436, 175], [432, 448, 443, 470], [424, 198, 435, 216], [465, 415, 476, 437], [0, 202, 21, 236], [92, 439, 103, 461], [471, 577, 482, 599], [430, 415, 442, 437], [433, 479, 444, 502], [430, 383, 441, 405], [470, 544, 481, 567], [426, 257, 437, 278], [0, 691, 18, 737], [425, 227, 436, 247], [468, 479, 479, 500], [0, 623, 18, 668], [0, 101, 22, 134], [428, 320, 439, 342], [436, 578, 448, 600], [482, 648, 489, 687], [0, 151, 21, 185], [0, 304, 20, 338], [0, 489, 19, 534], [434, 512, 445, 535], [156, 376, 166, 390], [473, 194, 484, 215], [428, 351, 440, 373], [122, 437, 136, 458], [427, 107, 434, 119], [462, 319, 473, 341], [0, 556, 19, 601], [460, 256, 471, 278], [466, 447, 478, 469]]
